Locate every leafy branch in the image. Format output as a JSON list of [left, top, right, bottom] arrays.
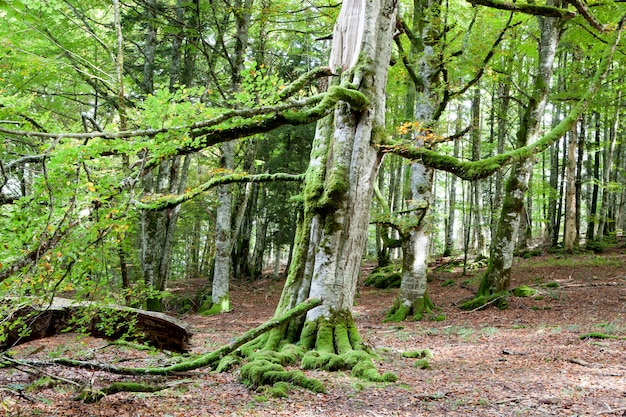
[[379, 15, 625, 179]]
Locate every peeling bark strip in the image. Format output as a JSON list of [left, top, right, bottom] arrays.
[[328, 0, 366, 73], [0, 298, 191, 352]]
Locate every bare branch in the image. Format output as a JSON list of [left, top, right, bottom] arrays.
[[466, 0, 577, 18], [135, 172, 305, 211], [567, 0, 607, 32]]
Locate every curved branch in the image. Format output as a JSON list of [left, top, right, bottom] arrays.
[[135, 172, 305, 211], [567, 0, 607, 32], [466, 0, 577, 18], [379, 15, 625, 179]]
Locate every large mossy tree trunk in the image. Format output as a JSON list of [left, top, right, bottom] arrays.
[[466, 7, 562, 310], [241, 0, 398, 385]]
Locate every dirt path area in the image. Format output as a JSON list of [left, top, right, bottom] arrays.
[[2, 250, 625, 416]]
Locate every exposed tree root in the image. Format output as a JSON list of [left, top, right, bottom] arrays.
[[232, 311, 397, 395], [384, 291, 444, 322], [363, 264, 402, 289], [459, 291, 509, 311], [74, 382, 167, 403], [44, 299, 320, 376]]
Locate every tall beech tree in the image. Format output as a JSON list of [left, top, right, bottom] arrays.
[[1, 0, 625, 399]]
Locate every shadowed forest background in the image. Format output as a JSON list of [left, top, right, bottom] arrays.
[[0, 0, 625, 415]]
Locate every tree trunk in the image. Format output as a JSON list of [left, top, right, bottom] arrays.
[[563, 121, 578, 252], [587, 112, 601, 243], [207, 142, 234, 314], [263, 0, 397, 372], [472, 7, 561, 306]]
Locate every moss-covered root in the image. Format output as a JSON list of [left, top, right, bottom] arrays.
[[300, 315, 397, 383], [384, 292, 444, 322], [240, 359, 325, 394], [459, 291, 510, 311], [198, 295, 230, 316], [363, 264, 402, 289], [75, 382, 166, 403]]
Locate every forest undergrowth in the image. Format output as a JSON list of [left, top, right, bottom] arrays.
[[1, 248, 625, 417]]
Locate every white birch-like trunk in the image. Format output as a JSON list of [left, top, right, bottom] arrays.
[[211, 141, 234, 311], [398, 163, 432, 310]]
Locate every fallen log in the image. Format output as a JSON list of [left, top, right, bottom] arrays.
[[7, 298, 323, 377], [0, 297, 192, 352]]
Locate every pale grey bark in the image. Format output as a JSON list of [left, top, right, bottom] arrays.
[[328, 0, 366, 73], [277, 0, 398, 321], [211, 141, 234, 311], [209, 0, 254, 312], [393, 0, 438, 317], [563, 122, 578, 251], [482, 8, 561, 293], [597, 95, 619, 237]]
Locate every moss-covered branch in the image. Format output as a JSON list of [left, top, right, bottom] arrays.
[[277, 67, 334, 101], [379, 18, 624, 180], [75, 382, 167, 403], [135, 172, 305, 211], [466, 0, 577, 18], [26, 298, 322, 376]]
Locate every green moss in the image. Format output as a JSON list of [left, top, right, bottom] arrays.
[[352, 360, 397, 383], [363, 265, 402, 289], [301, 350, 345, 371], [268, 381, 291, 398], [579, 332, 620, 340], [402, 349, 433, 359], [333, 321, 352, 355], [340, 350, 370, 368], [512, 285, 537, 297], [237, 334, 268, 357], [414, 359, 430, 369], [198, 294, 230, 316], [240, 357, 326, 394], [459, 292, 509, 311], [315, 320, 335, 353], [299, 320, 318, 350], [264, 327, 285, 351], [441, 279, 455, 287], [214, 354, 240, 373], [384, 302, 411, 323], [346, 317, 367, 352], [544, 282, 560, 288]]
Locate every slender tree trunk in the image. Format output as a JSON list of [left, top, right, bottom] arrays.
[[563, 122, 578, 252], [471, 86, 487, 256], [474, 8, 561, 304], [207, 142, 234, 314], [443, 138, 459, 256], [587, 112, 601, 243], [598, 96, 619, 238], [206, 0, 255, 313]]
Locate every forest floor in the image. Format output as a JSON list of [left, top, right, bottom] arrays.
[[1, 248, 625, 417]]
